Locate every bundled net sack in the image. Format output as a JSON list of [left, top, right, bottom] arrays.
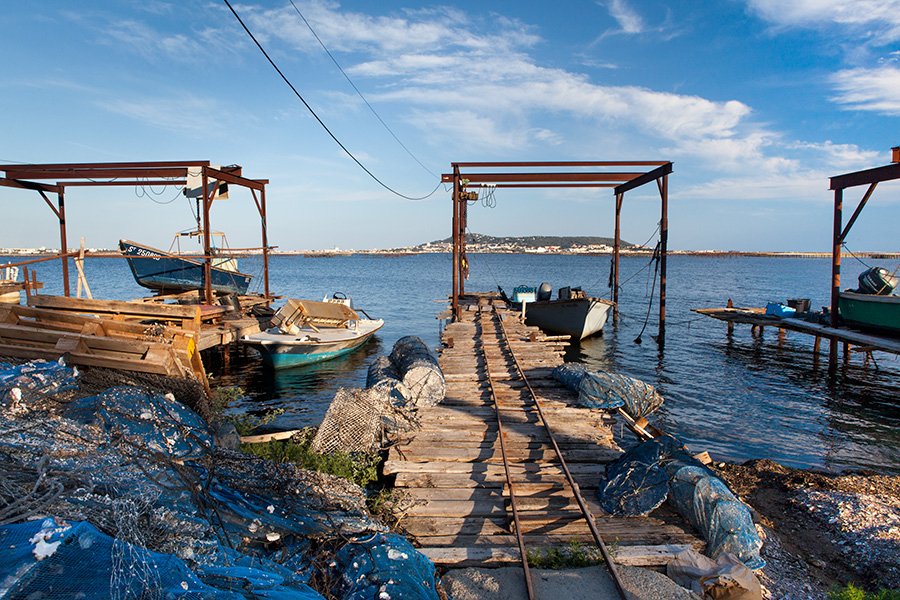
[[578, 370, 664, 417], [389, 336, 444, 408], [333, 533, 440, 600]]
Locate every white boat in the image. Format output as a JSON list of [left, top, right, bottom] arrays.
[[510, 283, 615, 340], [240, 294, 383, 369]]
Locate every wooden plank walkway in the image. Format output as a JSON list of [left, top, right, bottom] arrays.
[[386, 293, 703, 568]]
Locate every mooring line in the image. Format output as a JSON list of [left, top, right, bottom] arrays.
[[476, 306, 535, 600], [492, 304, 633, 600]]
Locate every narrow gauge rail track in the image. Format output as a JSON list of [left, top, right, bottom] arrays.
[[478, 303, 629, 600], [384, 293, 703, 591]]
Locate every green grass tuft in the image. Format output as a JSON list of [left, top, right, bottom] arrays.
[[829, 585, 900, 600], [240, 428, 381, 488]]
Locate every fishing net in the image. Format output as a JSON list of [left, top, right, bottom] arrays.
[[598, 435, 764, 569], [551, 363, 664, 418], [332, 533, 441, 600], [0, 359, 393, 599]]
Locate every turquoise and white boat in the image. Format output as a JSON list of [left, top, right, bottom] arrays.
[[240, 295, 383, 369]]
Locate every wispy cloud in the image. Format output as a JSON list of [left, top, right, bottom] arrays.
[[831, 66, 900, 115], [745, 0, 900, 40], [606, 0, 645, 34]]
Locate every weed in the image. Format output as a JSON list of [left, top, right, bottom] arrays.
[[526, 538, 605, 569], [241, 428, 381, 488], [829, 585, 900, 600]]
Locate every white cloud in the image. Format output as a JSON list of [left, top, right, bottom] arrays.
[[745, 0, 900, 34], [98, 94, 240, 134], [831, 66, 900, 114], [606, 0, 645, 34]]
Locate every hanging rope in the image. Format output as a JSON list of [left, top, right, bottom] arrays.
[[634, 241, 661, 344]]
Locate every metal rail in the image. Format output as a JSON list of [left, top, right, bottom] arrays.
[[476, 307, 535, 600], [489, 304, 633, 600]]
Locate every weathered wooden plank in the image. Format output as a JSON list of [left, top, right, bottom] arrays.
[[29, 294, 220, 320], [415, 543, 699, 567], [385, 460, 606, 476], [388, 445, 621, 464]]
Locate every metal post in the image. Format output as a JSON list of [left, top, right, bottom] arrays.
[[451, 165, 460, 320], [261, 186, 270, 298], [202, 168, 213, 304], [658, 174, 668, 347], [830, 187, 843, 368], [613, 192, 622, 312], [58, 187, 70, 297]]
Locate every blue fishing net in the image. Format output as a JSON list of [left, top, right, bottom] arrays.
[[598, 435, 765, 569], [332, 533, 441, 600], [64, 385, 213, 460], [0, 358, 80, 408], [551, 364, 664, 418]]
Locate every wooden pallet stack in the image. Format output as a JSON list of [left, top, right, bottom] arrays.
[[385, 293, 703, 568], [0, 299, 208, 382]]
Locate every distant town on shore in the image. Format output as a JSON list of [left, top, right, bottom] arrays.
[[2, 233, 898, 259]]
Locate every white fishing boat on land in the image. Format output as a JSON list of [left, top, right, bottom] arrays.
[[240, 294, 383, 369], [508, 283, 615, 340]]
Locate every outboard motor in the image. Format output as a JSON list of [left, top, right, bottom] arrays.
[[537, 282, 552, 302], [857, 267, 898, 295]]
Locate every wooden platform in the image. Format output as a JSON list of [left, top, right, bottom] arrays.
[[693, 305, 900, 355], [387, 293, 703, 568]]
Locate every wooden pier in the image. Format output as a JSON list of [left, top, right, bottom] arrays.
[[386, 293, 702, 569], [693, 304, 900, 357]]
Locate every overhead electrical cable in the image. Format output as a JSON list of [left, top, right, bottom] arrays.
[[287, 0, 439, 180], [222, 0, 441, 201]]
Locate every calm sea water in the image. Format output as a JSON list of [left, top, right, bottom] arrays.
[[7, 252, 900, 474]]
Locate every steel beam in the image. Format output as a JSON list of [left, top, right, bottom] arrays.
[[830, 162, 900, 190], [442, 172, 643, 184], [614, 162, 673, 195]]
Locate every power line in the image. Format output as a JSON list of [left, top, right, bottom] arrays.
[[287, 0, 439, 180], [222, 0, 441, 201]]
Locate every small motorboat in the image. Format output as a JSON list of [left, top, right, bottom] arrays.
[[506, 283, 615, 340], [839, 267, 900, 337], [120, 238, 252, 295], [240, 294, 383, 369]]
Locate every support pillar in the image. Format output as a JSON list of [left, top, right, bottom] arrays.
[[829, 188, 843, 370], [658, 175, 668, 348]]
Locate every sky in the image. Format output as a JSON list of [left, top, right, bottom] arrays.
[[2, 0, 900, 252]]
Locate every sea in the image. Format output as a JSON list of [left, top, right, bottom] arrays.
[[6, 252, 900, 475]]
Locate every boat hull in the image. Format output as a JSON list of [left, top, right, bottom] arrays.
[[838, 292, 900, 336], [120, 240, 251, 295], [523, 297, 615, 339], [240, 320, 384, 369]]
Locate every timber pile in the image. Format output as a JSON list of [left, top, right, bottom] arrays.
[[386, 293, 703, 568], [0, 302, 206, 383]]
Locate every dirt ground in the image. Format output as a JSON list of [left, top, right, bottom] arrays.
[[713, 458, 900, 592]]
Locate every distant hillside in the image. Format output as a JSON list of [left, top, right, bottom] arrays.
[[426, 233, 636, 249]]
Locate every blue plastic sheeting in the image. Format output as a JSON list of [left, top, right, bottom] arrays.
[[0, 359, 80, 406], [551, 364, 664, 418], [551, 363, 587, 392], [65, 386, 213, 460], [333, 533, 440, 600], [0, 518, 326, 600], [599, 436, 765, 570]]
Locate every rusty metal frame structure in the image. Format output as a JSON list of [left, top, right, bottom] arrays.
[[0, 161, 271, 303], [828, 153, 900, 365], [443, 161, 673, 345]]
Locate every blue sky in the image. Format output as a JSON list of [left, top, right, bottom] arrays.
[[2, 0, 899, 252]]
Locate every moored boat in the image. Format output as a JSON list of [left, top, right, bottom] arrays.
[[508, 283, 615, 340], [838, 267, 900, 337], [240, 295, 383, 369], [120, 239, 252, 295]]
